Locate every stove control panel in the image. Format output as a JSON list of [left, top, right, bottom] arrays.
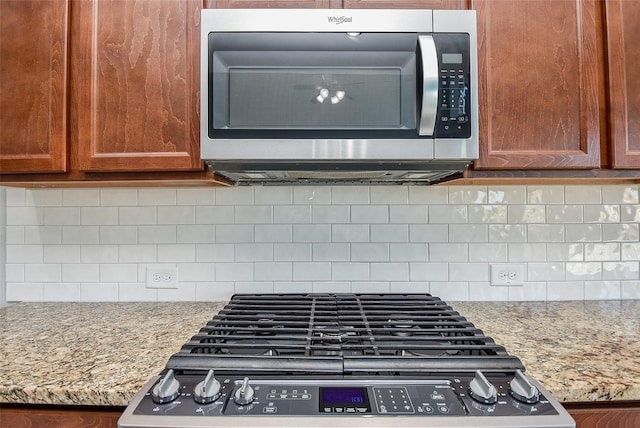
[[132, 372, 561, 418]]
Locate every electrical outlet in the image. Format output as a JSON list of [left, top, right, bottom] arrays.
[[146, 266, 178, 289], [490, 263, 525, 286]]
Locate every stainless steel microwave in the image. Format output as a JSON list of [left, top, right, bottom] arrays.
[[200, 9, 478, 185]]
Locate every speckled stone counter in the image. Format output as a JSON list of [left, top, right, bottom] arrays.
[[1, 300, 639, 407]]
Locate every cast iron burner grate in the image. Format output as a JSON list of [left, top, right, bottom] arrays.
[[167, 293, 524, 375]]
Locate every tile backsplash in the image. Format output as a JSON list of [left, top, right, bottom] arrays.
[[3, 184, 640, 302]]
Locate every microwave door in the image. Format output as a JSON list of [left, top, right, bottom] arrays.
[[418, 35, 439, 136]]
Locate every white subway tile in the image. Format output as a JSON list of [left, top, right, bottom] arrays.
[[547, 281, 584, 300], [389, 205, 427, 223], [312, 282, 350, 293], [566, 262, 602, 281], [430, 282, 469, 301], [215, 225, 253, 243], [274, 205, 311, 224], [371, 224, 408, 243], [216, 187, 253, 205], [235, 282, 274, 294], [450, 263, 489, 281], [546, 205, 583, 223], [468, 244, 507, 262], [196, 244, 234, 262], [389, 282, 429, 293], [565, 185, 601, 204], [215, 263, 254, 281], [621, 242, 640, 261], [468, 205, 507, 223], [6, 207, 43, 225], [332, 263, 369, 281], [158, 283, 196, 302], [275, 243, 312, 261], [139, 188, 176, 205], [25, 264, 61, 282], [390, 243, 428, 262], [274, 282, 313, 293], [429, 205, 467, 223], [177, 263, 214, 282], [351, 282, 390, 293], [63, 189, 100, 206], [312, 205, 350, 223], [547, 243, 583, 262], [44, 207, 80, 225], [331, 186, 369, 204], [81, 207, 118, 225], [177, 188, 216, 205], [508, 282, 547, 301], [527, 185, 564, 204], [409, 263, 448, 281], [196, 206, 234, 224], [177, 225, 214, 243], [235, 206, 272, 224], [603, 262, 639, 280], [332, 224, 369, 243], [81, 283, 119, 302], [508, 205, 546, 223], [196, 282, 235, 301], [7, 283, 44, 302], [371, 186, 408, 204], [293, 224, 331, 242], [6, 188, 26, 206], [585, 243, 620, 261], [5, 264, 24, 282], [119, 244, 156, 263], [26, 189, 62, 206], [409, 225, 448, 242], [235, 244, 273, 262], [158, 206, 195, 224], [100, 264, 138, 282], [449, 224, 488, 243], [429, 243, 468, 262], [351, 243, 389, 261], [100, 226, 137, 244], [43, 283, 81, 301], [469, 282, 508, 301], [293, 186, 331, 205], [293, 262, 331, 281], [449, 186, 487, 204], [602, 185, 638, 204], [254, 187, 292, 205], [118, 207, 156, 225], [585, 281, 621, 300], [44, 245, 80, 263], [255, 225, 292, 243], [25, 226, 61, 244], [255, 263, 292, 281], [118, 283, 157, 301], [621, 205, 640, 222], [7, 245, 43, 263], [312, 243, 350, 261], [6, 226, 24, 244], [409, 186, 448, 204], [82, 245, 118, 263], [527, 262, 565, 281], [621, 281, 640, 299], [584, 205, 620, 223], [63, 264, 99, 282], [370, 263, 409, 281], [488, 186, 526, 204], [526, 224, 564, 243], [138, 225, 177, 244], [101, 189, 138, 206], [351, 205, 388, 224], [603, 224, 639, 242], [506, 243, 546, 262], [565, 224, 602, 242], [158, 244, 196, 262]]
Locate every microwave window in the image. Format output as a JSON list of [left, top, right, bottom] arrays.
[[227, 68, 402, 129]]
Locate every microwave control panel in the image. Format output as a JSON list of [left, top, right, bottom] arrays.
[[433, 34, 471, 139]]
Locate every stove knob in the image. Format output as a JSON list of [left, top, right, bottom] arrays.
[[151, 369, 181, 404], [469, 370, 497, 404], [509, 370, 539, 404], [233, 377, 255, 406], [194, 369, 221, 404]]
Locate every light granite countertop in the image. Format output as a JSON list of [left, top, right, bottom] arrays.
[[0, 300, 638, 407]]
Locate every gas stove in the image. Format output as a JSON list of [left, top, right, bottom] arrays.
[[118, 293, 575, 428]]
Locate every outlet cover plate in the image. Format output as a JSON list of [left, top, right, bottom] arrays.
[[490, 263, 525, 286], [146, 266, 178, 289]]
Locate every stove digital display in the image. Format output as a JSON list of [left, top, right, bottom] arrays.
[[319, 387, 371, 413]]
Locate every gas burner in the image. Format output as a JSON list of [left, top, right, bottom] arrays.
[[220, 339, 279, 356], [384, 316, 419, 336], [397, 340, 460, 357]]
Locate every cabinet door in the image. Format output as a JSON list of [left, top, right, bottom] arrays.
[[472, 0, 602, 169], [72, 0, 202, 172], [0, 0, 68, 173], [344, 0, 468, 8], [607, 0, 640, 168]]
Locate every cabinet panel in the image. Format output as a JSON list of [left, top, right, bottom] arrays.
[[72, 0, 202, 172], [0, 0, 68, 173], [472, 0, 602, 169], [607, 0, 640, 168], [208, 0, 340, 7], [344, 0, 468, 8]]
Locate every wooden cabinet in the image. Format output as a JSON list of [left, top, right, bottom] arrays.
[[71, 0, 202, 172], [0, 0, 69, 174], [0, 404, 123, 428], [208, 0, 341, 7], [566, 401, 640, 428], [471, 0, 603, 170], [344, 0, 468, 8], [606, 0, 640, 169]]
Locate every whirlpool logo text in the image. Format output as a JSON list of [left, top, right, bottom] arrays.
[[328, 16, 353, 24]]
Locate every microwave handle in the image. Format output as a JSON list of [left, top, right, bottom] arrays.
[[418, 35, 438, 136]]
